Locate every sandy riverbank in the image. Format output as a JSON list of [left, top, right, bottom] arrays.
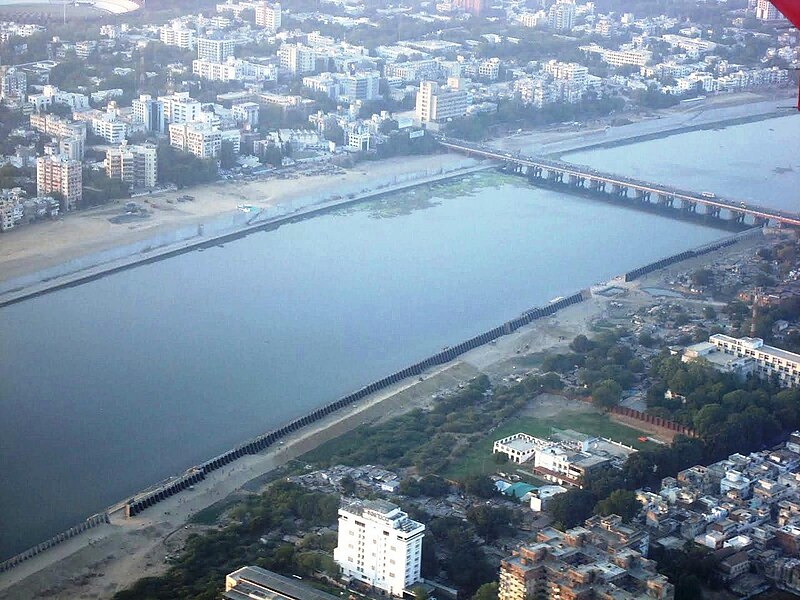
[[0, 154, 481, 286]]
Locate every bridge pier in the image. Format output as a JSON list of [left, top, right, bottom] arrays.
[[589, 179, 605, 193], [527, 166, 543, 180], [730, 210, 746, 224], [547, 169, 564, 184], [657, 193, 674, 208], [634, 190, 651, 204], [705, 205, 721, 218], [611, 184, 628, 198], [568, 174, 585, 188], [680, 200, 697, 213], [754, 216, 769, 227]]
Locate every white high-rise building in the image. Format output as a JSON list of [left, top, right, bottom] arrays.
[[132, 94, 165, 133], [278, 44, 317, 75], [105, 143, 158, 189], [159, 92, 203, 125], [548, 0, 576, 32], [333, 499, 425, 596], [755, 0, 780, 20], [415, 78, 469, 123], [255, 2, 281, 32], [160, 22, 196, 50], [197, 33, 236, 62], [0, 66, 27, 101]]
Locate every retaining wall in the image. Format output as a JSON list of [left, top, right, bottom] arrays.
[[624, 227, 763, 282]]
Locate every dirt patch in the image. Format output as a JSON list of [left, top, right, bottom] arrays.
[[520, 393, 594, 419]]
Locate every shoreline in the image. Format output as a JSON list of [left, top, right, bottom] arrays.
[[0, 162, 492, 307], [0, 91, 794, 597], [0, 228, 761, 598]]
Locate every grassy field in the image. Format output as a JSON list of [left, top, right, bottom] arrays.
[[444, 411, 653, 481]]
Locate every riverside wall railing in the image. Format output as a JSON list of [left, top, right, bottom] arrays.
[[623, 227, 763, 282], [122, 289, 591, 518], [0, 513, 109, 573]]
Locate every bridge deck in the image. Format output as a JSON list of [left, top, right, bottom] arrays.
[[438, 138, 800, 227]]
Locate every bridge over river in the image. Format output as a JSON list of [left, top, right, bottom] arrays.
[[438, 138, 800, 228]]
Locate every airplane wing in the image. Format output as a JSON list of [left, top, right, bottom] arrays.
[[769, 0, 800, 29], [769, 1, 800, 109]]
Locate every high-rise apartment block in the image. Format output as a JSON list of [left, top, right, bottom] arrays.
[[415, 78, 469, 123], [278, 44, 317, 75], [36, 155, 82, 211], [105, 143, 158, 189], [159, 92, 203, 125], [548, 0, 576, 32], [197, 33, 236, 63], [333, 499, 425, 596], [0, 66, 27, 101], [255, 2, 282, 32], [755, 0, 780, 20], [132, 94, 165, 133], [160, 22, 196, 50]]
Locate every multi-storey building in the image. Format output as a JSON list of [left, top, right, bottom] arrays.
[[278, 44, 317, 75], [91, 108, 130, 145], [548, 0, 576, 32], [28, 85, 90, 112], [460, 0, 487, 17], [232, 102, 260, 128], [415, 79, 468, 123], [132, 94, 165, 133], [0, 66, 27, 101], [159, 92, 203, 125], [338, 70, 380, 102], [333, 499, 425, 596], [197, 33, 236, 63], [192, 57, 277, 83], [756, 0, 780, 20], [169, 116, 241, 159], [105, 143, 158, 189], [255, 2, 282, 32], [384, 59, 440, 82], [499, 518, 671, 600], [543, 60, 589, 86], [59, 136, 85, 161], [29, 113, 87, 142], [160, 22, 196, 50], [709, 334, 800, 387], [36, 154, 82, 211], [519, 11, 547, 28]]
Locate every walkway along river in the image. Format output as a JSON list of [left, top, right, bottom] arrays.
[[0, 226, 762, 574]]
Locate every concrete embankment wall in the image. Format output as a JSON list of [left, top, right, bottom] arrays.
[[0, 288, 588, 571], [0, 162, 488, 306], [0, 514, 109, 573], [623, 227, 763, 282]]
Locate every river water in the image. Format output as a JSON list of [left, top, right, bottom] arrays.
[[0, 115, 795, 560], [564, 113, 800, 212]]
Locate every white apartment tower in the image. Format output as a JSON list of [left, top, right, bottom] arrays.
[[0, 66, 27, 101], [278, 44, 317, 75], [415, 78, 469, 123], [160, 23, 196, 50], [160, 92, 203, 125], [197, 33, 236, 63], [333, 499, 425, 596], [36, 155, 82, 211], [256, 2, 282, 32], [548, 0, 576, 32], [755, 0, 780, 20]]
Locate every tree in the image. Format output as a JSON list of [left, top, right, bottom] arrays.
[[570, 334, 593, 353], [593, 489, 642, 522], [466, 505, 513, 542], [340, 475, 356, 496], [547, 488, 595, 529], [591, 379, 622, 409], [691, 269, 713, 287], [472, 582, 498, 600], [219, 140, 237, 169], [462, 475, 496, 499]]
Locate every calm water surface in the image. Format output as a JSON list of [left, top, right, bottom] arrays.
[[564, 114, 800, 212], [0, 172, 726, 559]]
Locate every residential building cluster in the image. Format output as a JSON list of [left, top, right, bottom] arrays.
[[638, 433, 800, 596], [499, 516, 674, 600]]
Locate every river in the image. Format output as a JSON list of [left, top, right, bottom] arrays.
[[0, 115, 795, 560]]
